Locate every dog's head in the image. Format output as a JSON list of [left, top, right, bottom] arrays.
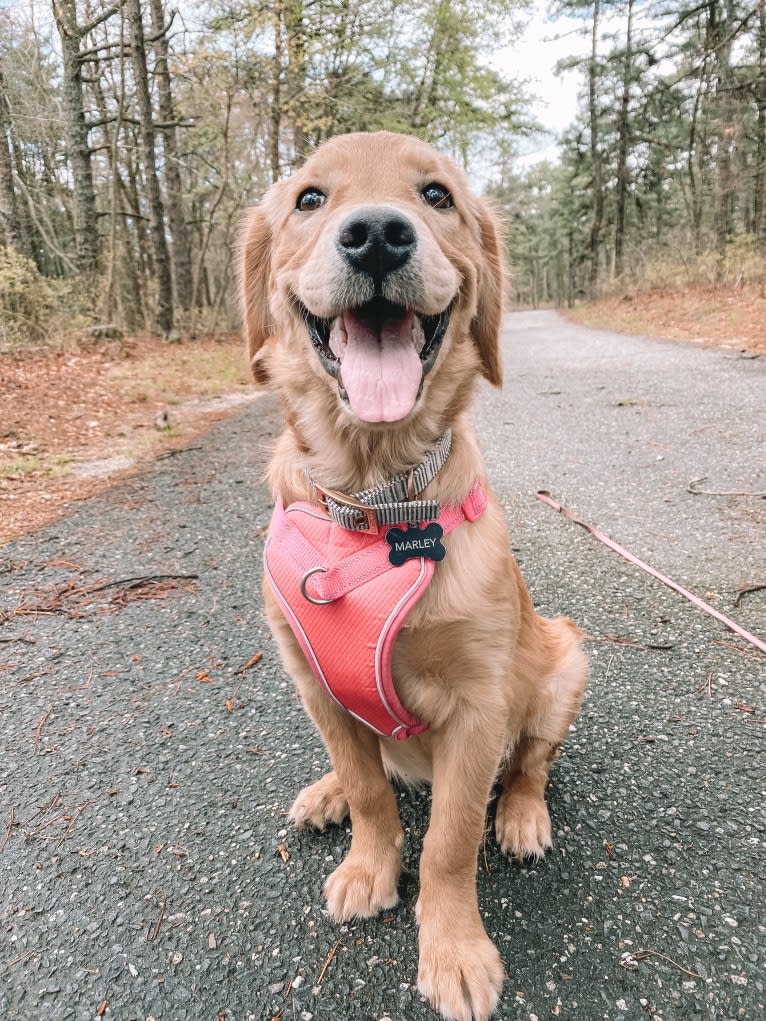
[[241, 132, 505, 430]]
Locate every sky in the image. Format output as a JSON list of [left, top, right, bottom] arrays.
[[492, 2, 594, 166]]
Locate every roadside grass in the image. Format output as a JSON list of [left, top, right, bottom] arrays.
[[106, 336, 251, 405]]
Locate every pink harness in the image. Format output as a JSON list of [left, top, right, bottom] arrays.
[[264, 484, 488, 739]]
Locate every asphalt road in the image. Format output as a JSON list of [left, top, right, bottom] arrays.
[[1, 310, 764, 1021]]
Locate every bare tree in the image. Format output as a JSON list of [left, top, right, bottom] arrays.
[[0, 67, 23, 253], [126, 0, 173, 335], [148, 0, 193, 310]]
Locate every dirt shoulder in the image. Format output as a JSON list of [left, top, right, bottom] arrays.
[[0, 334, 257, 545], [563, 283, 766, 356]]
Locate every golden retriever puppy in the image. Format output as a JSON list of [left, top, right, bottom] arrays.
[[241, 131, 587, 1021]]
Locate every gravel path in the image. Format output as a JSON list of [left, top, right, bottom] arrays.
[[1, 311, 764, 1021]]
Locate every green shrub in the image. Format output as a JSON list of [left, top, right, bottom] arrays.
[[0, 246, 58, 347]]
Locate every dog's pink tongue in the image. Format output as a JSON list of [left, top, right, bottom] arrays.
[[340, 310, 422, 423]]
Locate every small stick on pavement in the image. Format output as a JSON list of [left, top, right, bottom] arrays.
[[634, 948, 703, 979], [734, 583, 766, 608], [316, 938, 343, 986], [54, 801, 91, 849], [687, 477, 766, 498], [482, 823, 491, 875], [693, 673, 713, 698], [146, 892, 168, 942], [34, 707, 52, 748], [1, 808, 16, 851]]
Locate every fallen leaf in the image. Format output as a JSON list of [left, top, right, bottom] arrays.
[[277, 843, 289, 863]]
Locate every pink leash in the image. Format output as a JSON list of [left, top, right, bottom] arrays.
[[536, 490, 766, 656]]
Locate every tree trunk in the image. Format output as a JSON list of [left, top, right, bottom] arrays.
[[148, 0, 193, 310], [51, 0, 100, 274], [614, 0, 634, 280], [127, 0, 173, 336], [588, 0, 604, 296], [270, 6, 284, 182], [755, 4, 766, 246], [0, 68, 24, 253], [283, 0, 307, 165], [710, 0, 735, 256]]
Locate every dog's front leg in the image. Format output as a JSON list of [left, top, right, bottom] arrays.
[[416, 715, 507, 1021], [298, 680, 403, 921]]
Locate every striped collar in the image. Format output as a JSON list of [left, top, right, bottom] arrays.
[[308, 430, 452, 534]]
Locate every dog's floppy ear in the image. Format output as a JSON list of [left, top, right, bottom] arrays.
[[470, 198, 506, 388], [240, 205, 274, 386]]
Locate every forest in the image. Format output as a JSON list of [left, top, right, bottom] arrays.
[[0, 0, 765, 342]]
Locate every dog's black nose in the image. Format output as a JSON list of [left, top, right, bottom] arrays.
[[337, 208, 417, 281]]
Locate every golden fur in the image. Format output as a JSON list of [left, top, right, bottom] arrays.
[[241, 131, 587, 1021]]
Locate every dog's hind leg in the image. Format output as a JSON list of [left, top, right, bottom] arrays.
[[289, 771, 349, 831], [496, 616, 587, 860]]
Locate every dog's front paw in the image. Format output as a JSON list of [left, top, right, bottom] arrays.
[[417, 925, 504, 1021], [289, 772, 349, 831], [495, 788, 552, 860], [323, 849, 399, 921]]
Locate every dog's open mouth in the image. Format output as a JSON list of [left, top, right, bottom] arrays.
[[301, 297, 451, 423]]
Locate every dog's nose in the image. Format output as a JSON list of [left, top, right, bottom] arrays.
[[337, 208, 416, 281]]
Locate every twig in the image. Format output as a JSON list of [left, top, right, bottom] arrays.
[[734, 583, 766, 608], [634, 947, 704, 979], [34, 707, 52, 748], [687, 476, 766, 498], [146, 891, 168, 942], [711, 638, 761, 659], [0, 635, 36, 645], [21, 791, 62, 832], [1, 808, 16, 852], [79, 574, 199, 597], [315, 938, 343, 986], [54, 802, 91, 849], [3, 949, 37, 972], [693, 673, 714, 698], [482, 822, 491, 875]]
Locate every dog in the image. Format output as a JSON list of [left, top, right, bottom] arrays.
[[240, 131, 587, 1021]]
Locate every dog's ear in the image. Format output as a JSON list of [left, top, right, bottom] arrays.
[[470, 198, 506, 388], [240, 205, 274, 386]]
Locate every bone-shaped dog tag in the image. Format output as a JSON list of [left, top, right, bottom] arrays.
[[386, 522, 446, 566]]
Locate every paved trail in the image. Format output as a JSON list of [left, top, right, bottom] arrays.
[[1, 311, 764, 1021]]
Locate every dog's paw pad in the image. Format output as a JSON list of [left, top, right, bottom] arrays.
[[324, 855, 399, 921], [495, 791, 552, 861], [289, 773, 349, 831], [417, 930, 504, 1021]]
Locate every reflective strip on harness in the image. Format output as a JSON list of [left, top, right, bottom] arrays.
[[264, 483, 487, 740]]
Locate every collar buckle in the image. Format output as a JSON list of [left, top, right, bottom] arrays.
[[313, 484, 380, 534]]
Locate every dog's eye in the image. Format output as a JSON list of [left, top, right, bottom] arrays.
[[297, 188, 326, 212], [422, 183, 454, 209]]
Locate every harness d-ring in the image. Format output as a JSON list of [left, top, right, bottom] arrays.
[[300, 566, 336, 605]]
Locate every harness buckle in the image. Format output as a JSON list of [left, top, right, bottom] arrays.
[[313, 483, 380, 533]]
